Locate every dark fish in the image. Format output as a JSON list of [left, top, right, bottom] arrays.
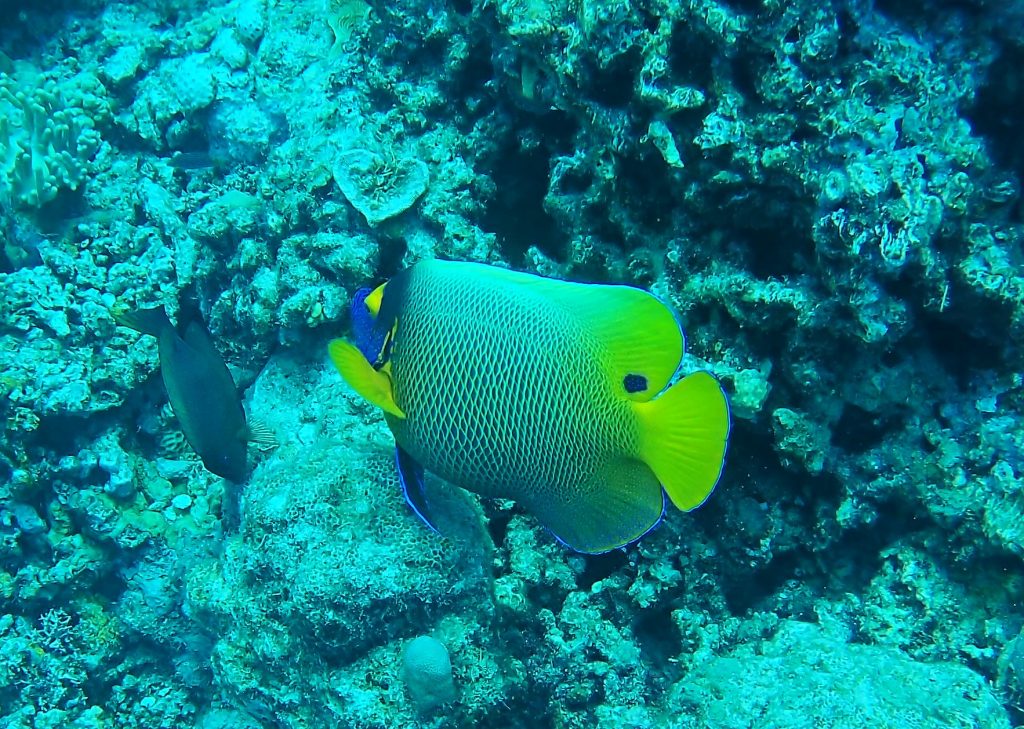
[[117, 307, 251, 482]]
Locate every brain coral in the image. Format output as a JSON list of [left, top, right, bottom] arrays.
[[402, 635, 456, 712]]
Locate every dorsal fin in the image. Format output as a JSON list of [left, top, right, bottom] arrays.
[[548, 281, 684, 401]]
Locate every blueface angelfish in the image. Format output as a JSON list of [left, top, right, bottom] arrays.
[[330, 260, 730, 554], [117, 307, 256, 482]]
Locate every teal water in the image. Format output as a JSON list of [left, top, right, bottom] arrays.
[[1, 0, 1023, 727]]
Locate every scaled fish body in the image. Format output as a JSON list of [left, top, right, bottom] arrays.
[[118, 307, 250, 482], [330, 260, 730, 553]]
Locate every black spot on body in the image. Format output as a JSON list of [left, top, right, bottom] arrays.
[[624, 373, 648, 393]]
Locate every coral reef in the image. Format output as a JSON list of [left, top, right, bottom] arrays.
[[1, 0, 1023, 726]]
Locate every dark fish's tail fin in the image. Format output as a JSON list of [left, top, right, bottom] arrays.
[[115, 306, 173, 337]]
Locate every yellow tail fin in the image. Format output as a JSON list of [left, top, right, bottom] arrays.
[[328, 339, 406, 419], [634, 371, 729, 511]]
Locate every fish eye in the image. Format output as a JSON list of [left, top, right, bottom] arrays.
[[623, 373, 647, 393]]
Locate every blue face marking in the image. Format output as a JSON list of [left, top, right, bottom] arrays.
[[352, 288, 389, 365], [624, 373, 648, 393]]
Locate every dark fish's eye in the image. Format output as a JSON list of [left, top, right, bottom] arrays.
[[624, 373, 647, 393]]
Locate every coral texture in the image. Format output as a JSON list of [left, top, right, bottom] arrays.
[[1, 0, 1023, 727]]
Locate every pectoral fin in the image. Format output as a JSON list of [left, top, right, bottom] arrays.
[[328, 339, 406, 418]]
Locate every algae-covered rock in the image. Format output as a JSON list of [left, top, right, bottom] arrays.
[[673, 620, 1011, 729]]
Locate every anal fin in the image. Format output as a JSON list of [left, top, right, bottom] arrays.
[[528, 458, 665, 554]]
